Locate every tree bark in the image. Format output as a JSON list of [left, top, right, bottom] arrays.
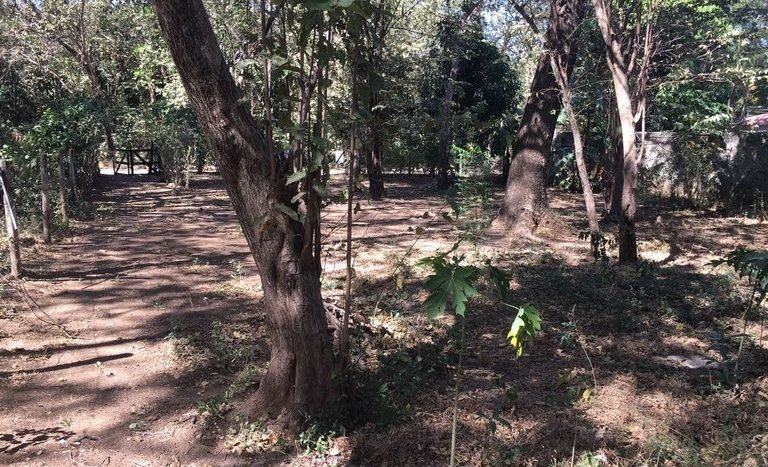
[[366, 115, 385, 200], [68, 149, 81, 202], [57, 152, 69, 224], [604, 99, 623, 217], [40, 154, 52, 244], [498, 0, 584, 232], [152, 0, 334, 416], [436, 53, 460, 190], [592, 0, 638, 262]]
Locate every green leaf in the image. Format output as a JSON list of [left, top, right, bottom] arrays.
[[275, 203, 299, 221], [286, 170, 307, 185], [507, 304, 541, 357], [233, 59, 258, 69], [312, 183, 329, 198], [420, 248, 480, 319]]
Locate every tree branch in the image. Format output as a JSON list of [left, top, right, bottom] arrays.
[[512, 2, 539, 34]]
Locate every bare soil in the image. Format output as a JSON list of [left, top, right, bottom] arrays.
[[1, 172, 766, 466]]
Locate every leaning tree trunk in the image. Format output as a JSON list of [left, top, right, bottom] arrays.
[[498, 0, 584, 232], [549, 54, 599, 234], [152, 0, 334, 416], [499, 52, 558, 231]]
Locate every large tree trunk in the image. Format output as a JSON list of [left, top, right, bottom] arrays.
[[366, 73, 385, 199], [592, 0, 638, 262], [152, 0, 333, 416], [499, 51, 557, 231], [498, 0, 584, 232]]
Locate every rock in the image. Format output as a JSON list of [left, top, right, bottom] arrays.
[[662, 354, 719, 369]]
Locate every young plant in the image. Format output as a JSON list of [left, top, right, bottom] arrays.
[[419, 245, 476, 467], [711, 248, 768, 377], [419, 244, 540, 466], [419, 243, 480, 320], [506, 303, 541, 357], [578, 230, 614, 262]]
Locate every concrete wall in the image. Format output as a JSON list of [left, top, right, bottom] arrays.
[[552, 130, 768, 206]]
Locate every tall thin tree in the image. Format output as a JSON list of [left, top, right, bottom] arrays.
[[590, 0, 656, 262]]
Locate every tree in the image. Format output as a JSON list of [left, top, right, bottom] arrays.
[[356, 0, 399, 200], [151, 0, 334, 417], [421, 7, 519, 186], [435, 1, 483, 189], [590, 0, 657, 262], [498, 0, 585, 233], [549, 52, 599, 234]]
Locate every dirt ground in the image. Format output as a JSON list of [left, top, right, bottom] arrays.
[[1, 172, 767, 466]]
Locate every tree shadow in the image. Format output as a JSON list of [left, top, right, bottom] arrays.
[[0, 352, 133, 377], [0, 428, 77, 455], [2, 172, 765, 465], [341, 252, 768, 463]]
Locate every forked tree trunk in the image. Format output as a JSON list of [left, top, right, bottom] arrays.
[[152, 0, 333, 416], [592, 0, 638, 262], [498, 0, 584, 232]]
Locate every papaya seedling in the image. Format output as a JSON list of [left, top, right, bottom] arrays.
[[419, 244, 540, 466]]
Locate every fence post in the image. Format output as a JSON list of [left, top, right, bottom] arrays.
[[0, 160, 22, 277]]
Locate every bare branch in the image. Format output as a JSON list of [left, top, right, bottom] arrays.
[[512, 2, 540, 34]]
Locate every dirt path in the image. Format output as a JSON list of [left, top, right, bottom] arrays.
[[0, 174, 265, 466], [1, 172, 767, 466]]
